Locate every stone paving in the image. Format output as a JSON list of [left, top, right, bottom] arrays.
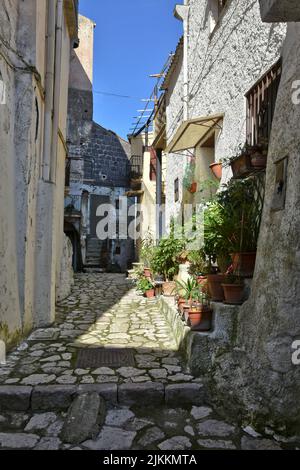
[[0, 273, 298, 450], [0, 274, 195, 387]]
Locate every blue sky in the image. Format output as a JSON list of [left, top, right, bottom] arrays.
[[78, 0, 182, 140]]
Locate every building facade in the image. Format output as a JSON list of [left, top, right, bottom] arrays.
[[65, 15, 134, 273], [163, 0, 285, 227], [0, 0, 78, 349], [157, 0, 300, 432]]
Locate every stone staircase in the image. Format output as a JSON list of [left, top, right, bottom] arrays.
[[84, 237, 108, 272]]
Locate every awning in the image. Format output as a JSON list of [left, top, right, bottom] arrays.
[[166, 113, 224, 153]]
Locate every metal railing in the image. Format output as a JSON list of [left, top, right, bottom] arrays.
[[129, 155, 143, 179]]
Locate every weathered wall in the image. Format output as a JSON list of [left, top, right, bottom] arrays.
[[56, 234, 74, 301], [0, 0, 23, 346], [0, 0, 75, 347], [165, 0, 286, 227], [190, 21, 300, 435]]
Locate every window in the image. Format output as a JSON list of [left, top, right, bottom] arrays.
[[208, 0, 228, 35], [174, 178, 179, 202], [246, 60, 282, 146]]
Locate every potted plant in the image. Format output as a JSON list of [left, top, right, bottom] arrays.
[[209, 162, 222, 180], [183, 158, 197, 194], [212, 179, 262, 278], [140, 232, 156, 278], [175, 278, 199, 308], [151, 226, 184, 296], [136, 277, 155, 298], [221, 272, 244, 305], [188, 290, 213, 330], [228, 144, 252, 179]]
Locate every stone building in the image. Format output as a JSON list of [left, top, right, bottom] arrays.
[[156, 0, 300, 433], [162, 0, 285, 227], [65, 15, 134, 273], [0, 0, 78, 349]]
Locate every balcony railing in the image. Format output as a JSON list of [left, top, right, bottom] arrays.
[[246, 60, 282, 146], [153, 94, 166, 148], [129, 155, 143, 180]]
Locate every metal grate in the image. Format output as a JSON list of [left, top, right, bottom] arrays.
[[76, 348, 135, 369]]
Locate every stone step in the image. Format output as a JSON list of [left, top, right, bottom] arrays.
[[0, 382, 205, 411]]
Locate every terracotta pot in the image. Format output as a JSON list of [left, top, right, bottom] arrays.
[[209, 162, 222, 180], [196, 275, 208, 294], [231, 252, 256, 278], [222, 284, 244, 305], [188, 182, 197, 193], [250, 152, 267, 170], [144, 289, 155, 298], [162, 281, 176, 297], [231, 153, 252, 178], [177, 297, 186, 313], [188, 306, 213, 329], [182, 303, 191, 318], [207, 274, 226, 302], [144, 268, 152, 278]]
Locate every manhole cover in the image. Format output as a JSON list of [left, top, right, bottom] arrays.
[[76, 348, 135, 368]]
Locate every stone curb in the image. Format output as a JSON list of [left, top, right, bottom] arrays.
[[0, 382, 204, 411]]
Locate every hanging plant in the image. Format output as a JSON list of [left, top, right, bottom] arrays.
[[183, 157, 197, 193]]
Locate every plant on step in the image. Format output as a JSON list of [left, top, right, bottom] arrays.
[[174, 278, 199, 304], [151, 224, 185, 281], [136, 276, 154, 294], [140, 231, 156, 268], [187, 249, 209, 276]]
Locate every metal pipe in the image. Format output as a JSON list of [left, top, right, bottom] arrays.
[[42, 0, 56, 181], [50, 0, 64, 182]]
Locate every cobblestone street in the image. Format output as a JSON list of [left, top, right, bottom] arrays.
[[0, 274, 298, 450]]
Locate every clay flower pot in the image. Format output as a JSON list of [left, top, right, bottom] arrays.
[[182, 303, 191, 319], [221, 284, 244, 305], [231, 153, 252, 178], [250, 151, 267, 170], [196, 275, 208, 294], [144, 268, 152, 279], [162, 281, 176, 297], [177, 297, 186, 313], [144, 289, 155, 299], [209, 162, 222, 180], [188, 305, 213, 330], [207, 274, 227, 302], [231, 252, 257, 278], [188, 182, 197, 193]]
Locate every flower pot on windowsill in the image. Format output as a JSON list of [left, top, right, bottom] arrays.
[[221, 283, 244, 305], [207, 274, 227, 302], [231, 153, 252, 178], [188, 182, 197, 193], [231, 252, 257, 278], [144, 289, 155, 299], [209, 162, 222, 180]]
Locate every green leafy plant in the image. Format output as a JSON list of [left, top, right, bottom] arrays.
[[174, 278, 199, 303], [151, 223, 185, 280], [187, 250, 208, 276], [136, 276, 154, 294], [183, 158, 196, 190], [140, 232, 156, 268]]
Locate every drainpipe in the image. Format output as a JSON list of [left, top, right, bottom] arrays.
[[174, 1, 190, 121], [156, 149, 163, 242], [42, 0, 56, 181], [50, 0, 64, 182]]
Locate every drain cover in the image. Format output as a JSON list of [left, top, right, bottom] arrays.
[[76, 348, 135, 369]]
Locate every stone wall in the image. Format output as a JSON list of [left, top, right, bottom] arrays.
[[56, 235, 74, 302], [165, 0, 286, 228], [0, 0, 75, 348]]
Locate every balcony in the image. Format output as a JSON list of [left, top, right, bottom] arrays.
[[126, 155, 144, 196], [153, 94, 166, 150]]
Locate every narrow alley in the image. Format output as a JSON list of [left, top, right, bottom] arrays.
[[0, 273, 291, 450]]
